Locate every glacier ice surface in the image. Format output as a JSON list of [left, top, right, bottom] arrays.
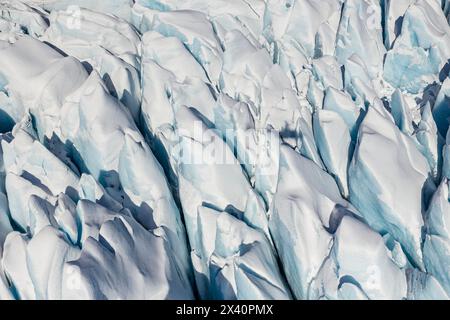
[[0, 0, 449, 300]]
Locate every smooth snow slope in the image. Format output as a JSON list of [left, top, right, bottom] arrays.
[[0, 0, 449, 300]]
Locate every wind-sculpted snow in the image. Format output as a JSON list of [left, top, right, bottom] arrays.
[[0, 0, 449, 300]]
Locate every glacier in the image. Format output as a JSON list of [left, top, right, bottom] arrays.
[[0, 0, 449, 300]]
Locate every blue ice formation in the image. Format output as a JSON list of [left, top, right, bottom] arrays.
[[0, 0, 449, 300]]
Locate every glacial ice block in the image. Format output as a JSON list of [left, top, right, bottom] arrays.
[[390, 89, 415, 136], [137, 0, 265, 38], [1, 0, 450, 301], [416, 103, 440, 179], [269, 144, 355, 299], [54, 193, 78, 245], [313, 109, 351, 197], [0, 35, 193, 293], [220, 27, 312, 148], [262, 0, 342, 59], [0, 192, 12, 256], [349, 106, 431, 268], [44, 7, 140, 66], [343, 54, 379, 106], [4, 172, 56, 232], [75, 199, 121, 245], [323, 86, 361, 140], [2, 232, 36, 300], [335, 0, 385, 78], [26, 226, 81, 299], [0, 0, 48, 37], [140, 30, 215, 137], [172, 106, 285, 297], [384, 0, 450, 94], [2, 127, 79, 199], [0, 272, 13, 300], [0, 37, 89, 140], [433, 76, 450, 137], [407, 269, 449, 300], [332, 215, 408, 300], [211, 212, 291, 299], [423, 179, 450, 296], [24, 0, 134, 21], [174, 106, 270, 240], [43, 8, 142, 122], [308, 214, 410, 300], [196, 209, 291, 299], [62, 215, 194, 300]]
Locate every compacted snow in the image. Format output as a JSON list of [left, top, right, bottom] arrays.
[[0, 0, 449, 300]]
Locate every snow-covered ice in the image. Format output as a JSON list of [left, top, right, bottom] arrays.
[[0, 0, 449, 300]]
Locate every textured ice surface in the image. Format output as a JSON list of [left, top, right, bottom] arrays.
[[0, 0, 449, 300]]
